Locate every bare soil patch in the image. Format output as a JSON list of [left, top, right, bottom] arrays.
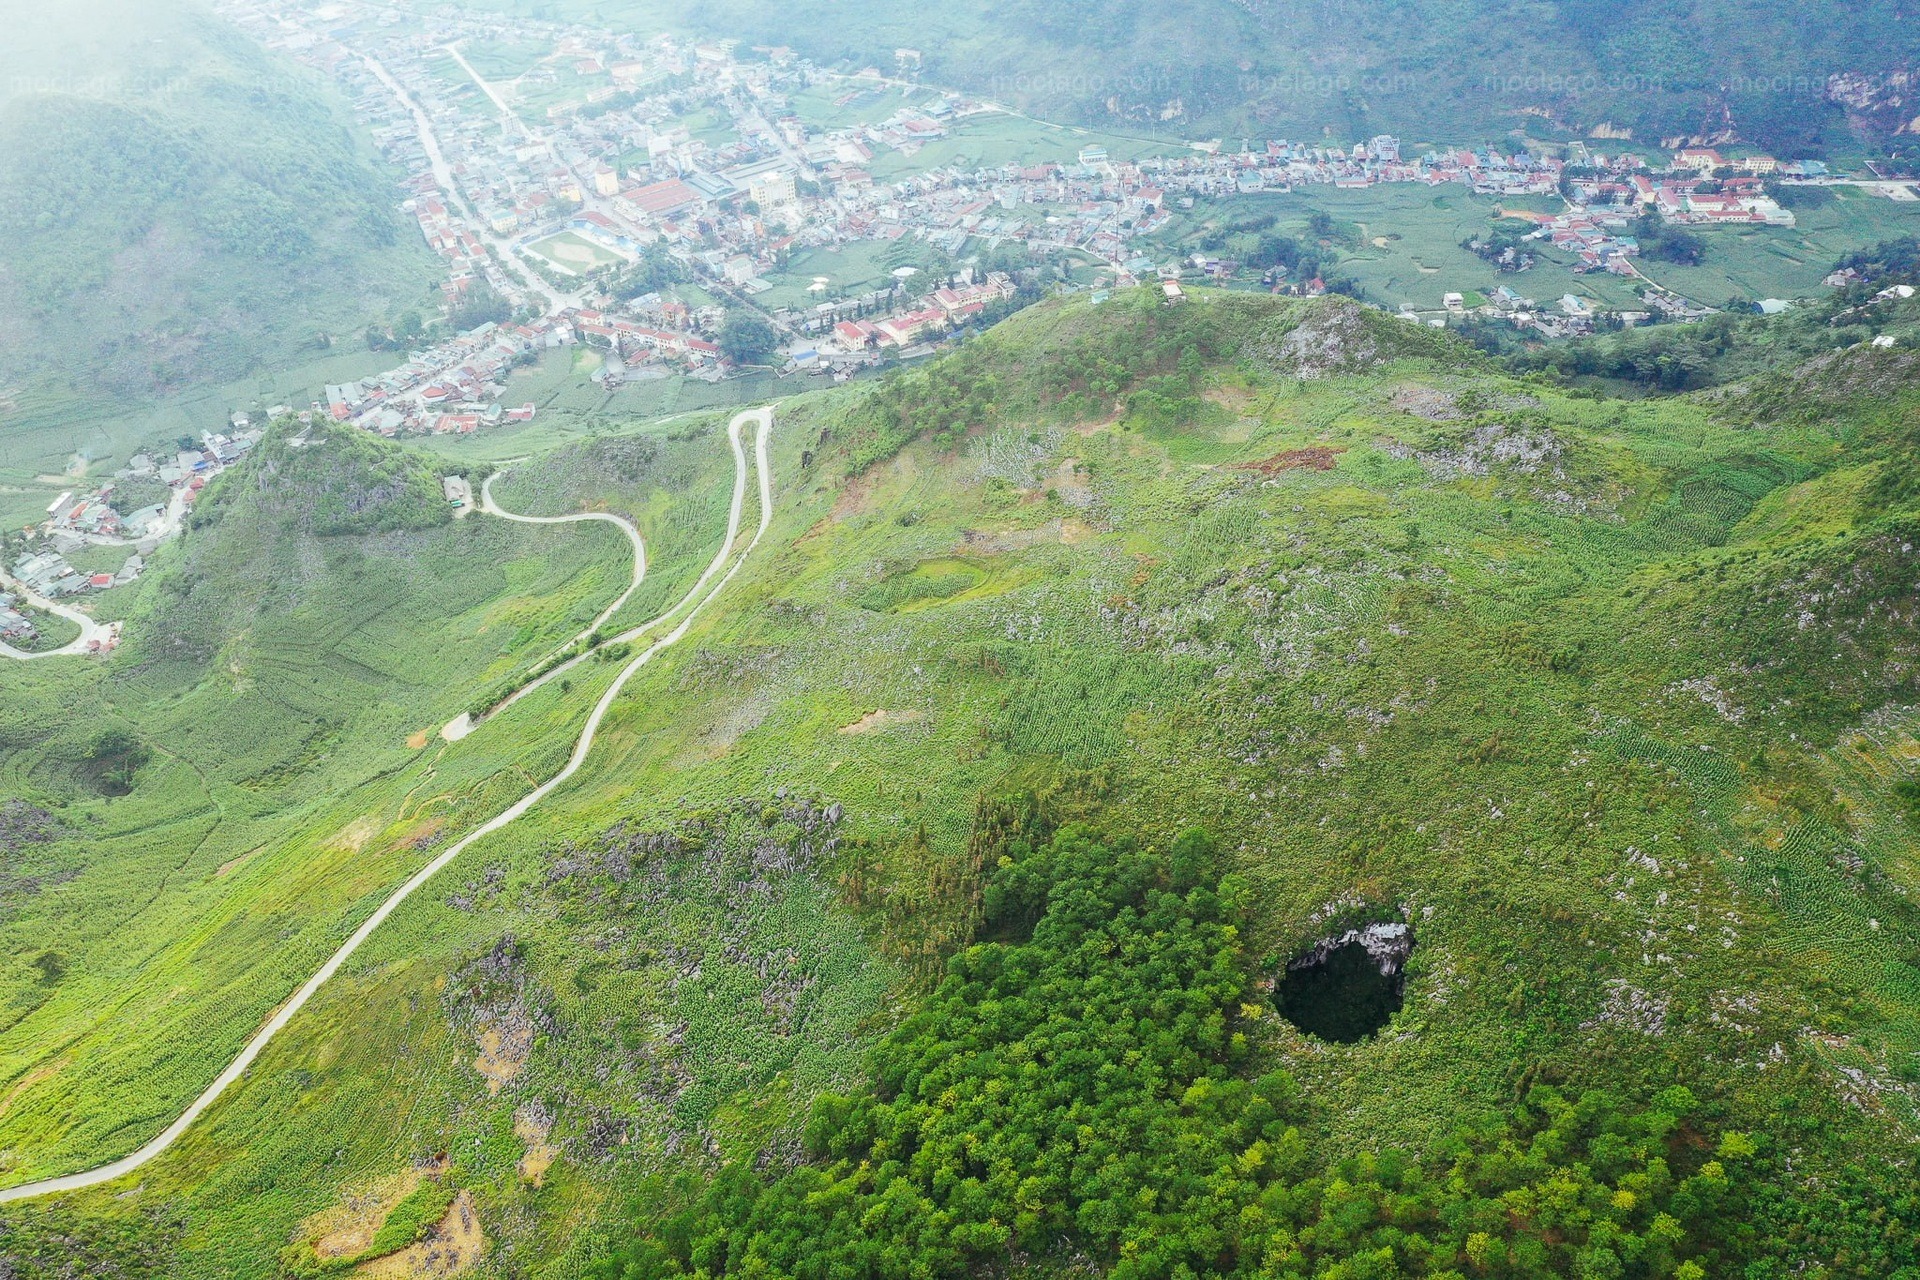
[[329, 816, 380, 855], [301, 1171, 423, 1262], [0, 1061, 63, 1122], [515, 1107, 559, 1187], [472, 1012, 532, 1095], [216, 847, 265, 878], [1242, 446, 1344, 474], [1390, 386, 1463, 420], [357, 1190, 487, 1278], [838, 708, 925, 735]]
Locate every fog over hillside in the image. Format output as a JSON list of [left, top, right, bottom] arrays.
[[1, 3, 1919, 1278]]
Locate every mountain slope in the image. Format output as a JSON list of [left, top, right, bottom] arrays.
[[570, 290, 1920, 1279], [0, 416, 689, 1199], [517, 0, 1915, 146], [5, 293, 1920, 1276], [0, 0, 438, 469]]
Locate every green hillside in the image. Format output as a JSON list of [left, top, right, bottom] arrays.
[[2, 290, 1919, 1276], [0, 0, 439, 477], [472, 0, 1914, 149], [0, 414, 736, 1211]]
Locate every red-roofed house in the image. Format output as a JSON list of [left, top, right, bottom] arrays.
[[619, 179, 701, 219], [875, 308, 947, 347], [834, 319, 879, 350]]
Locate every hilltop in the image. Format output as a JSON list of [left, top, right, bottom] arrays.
[[2, 291, 1919, 1276]]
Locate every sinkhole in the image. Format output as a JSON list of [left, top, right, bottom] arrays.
[[1277, 921, 1413, 1044]]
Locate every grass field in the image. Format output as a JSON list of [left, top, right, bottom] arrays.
[[787, 83, 923, 132], [460, 38, 552, 81], [514, 66, 617, 117], [7, 291, 1920, 1276], [525, 231, 632, 275], [754, 242, 918, 312], [1162, 185, 1920, 314], [866, 111, 1175, 180], [1650, 187, 1920, 305]]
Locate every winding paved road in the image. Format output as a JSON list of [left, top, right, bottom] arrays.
[[479, 476, 650, 653], [474, 412, 761, 722], [0, 407, 776, 1204], [0, 569, 114, 660]]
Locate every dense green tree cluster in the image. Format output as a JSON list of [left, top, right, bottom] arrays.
[[107, 475, 173, 520], [593, 828, 1749, 1280], [1631, 214, 1707, 268], [1199, 212, 1280, 249], [1517, 320, 1740, 391], [857, 348, 1006, 459], [1128, 345, 1208, 429], [1037, 344, 1135, 420], [1460, 220, 1538, 273], [719, 311, 780, 366], [447, 285, 515, 335], [1033, 301, 1224, 423], [1762, 182, 1837, 212], [192, 420, 449, 539], [609, 246, 688, 301], [1832, 236, 1920, 286], [1193, 214, 1328, 285]]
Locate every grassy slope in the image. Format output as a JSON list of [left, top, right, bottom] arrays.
[[0, 0, 440, 480], [1, 291, 1915, 1274], [0, 415, 739, 1198], [487, 423, 741, 633]]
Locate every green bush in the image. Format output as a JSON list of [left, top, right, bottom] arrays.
[[364, 1180, 456, 1258], [276, 1179, 455, 1278]]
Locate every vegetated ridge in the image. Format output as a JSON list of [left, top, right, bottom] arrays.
[[3, 290, 1920, 1278]]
